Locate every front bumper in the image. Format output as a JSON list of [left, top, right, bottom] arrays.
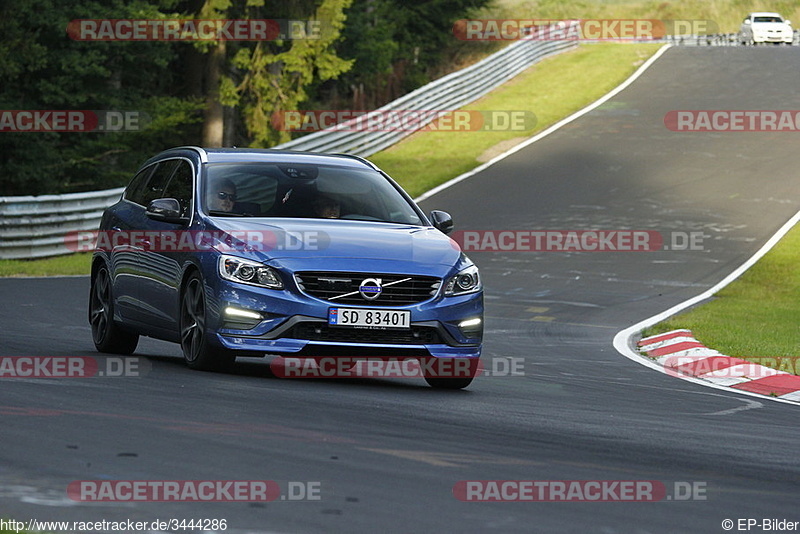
[[208, 280, 483, 359], [753, 33, 793, 43]]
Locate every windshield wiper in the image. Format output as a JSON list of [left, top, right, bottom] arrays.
[[208, 210, 247, 217]]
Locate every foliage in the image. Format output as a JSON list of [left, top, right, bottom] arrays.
[[219, 0, 355, 146], [332, 0, 492, 109], [0, 0, 204, 195], [6, 0, 796, 195]]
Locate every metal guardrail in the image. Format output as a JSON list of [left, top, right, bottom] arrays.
[[273, 37, 578, 156], [0, 36, 579, 260], [660, 31, 800, 46], [0, 188, 124, 259]]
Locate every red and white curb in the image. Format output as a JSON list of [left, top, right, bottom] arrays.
[[638, 329, 800, 402], [614, 206, 800, 405]]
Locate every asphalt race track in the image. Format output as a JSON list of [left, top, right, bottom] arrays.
[[2, 47, 800, 533]]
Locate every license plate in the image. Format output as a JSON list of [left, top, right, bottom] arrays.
[[328, 308, 411, 329]]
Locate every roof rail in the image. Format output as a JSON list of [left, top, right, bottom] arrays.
[[330, 153, 379, 170], [169, 146, 208, 163]]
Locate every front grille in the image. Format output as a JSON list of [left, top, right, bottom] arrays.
[[295, 271, 440, 306], [289, 323, 442, 345]]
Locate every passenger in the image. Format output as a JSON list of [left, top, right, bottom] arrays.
[[313, 195, 340, 218]]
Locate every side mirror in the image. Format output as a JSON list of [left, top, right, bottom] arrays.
[[146, 198, 187, 224], [743, 19, 751, 25], [785, 20, 791, 26], [430, 210, 454, 235]]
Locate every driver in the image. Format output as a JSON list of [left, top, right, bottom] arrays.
[[207, 178, 237, 212]]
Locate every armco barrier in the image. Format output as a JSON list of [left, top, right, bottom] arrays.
[[0, 34, 579, 260], [273, 37, 578, 155], [0, 188, 124, 259]]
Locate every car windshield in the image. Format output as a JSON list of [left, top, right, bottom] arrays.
[[203, 162, 424, 225], [753, 16, 783, 23]]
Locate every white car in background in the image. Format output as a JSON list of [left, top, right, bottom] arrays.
[[740, 12, 794, 45]]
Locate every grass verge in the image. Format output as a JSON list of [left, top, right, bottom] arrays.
[[492, 0, 800, 34], [0, 252, 92, 277], [373, 42, 663, 197], [642, 223, 800, 375]]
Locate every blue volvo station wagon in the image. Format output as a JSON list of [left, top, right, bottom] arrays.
[[89, 147, 483, 388]]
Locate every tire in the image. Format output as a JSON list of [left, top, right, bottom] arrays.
[[89, 265, 139, 354], [180, 273, 235, 371], [422, 357, 478, 389]]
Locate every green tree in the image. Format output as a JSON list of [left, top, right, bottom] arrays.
[[333, 0, 492, 109], [0, 0, 203, 195], [217, 0, 354, 146], [0, 0, 497, 195], [333, 0, 399, 109]]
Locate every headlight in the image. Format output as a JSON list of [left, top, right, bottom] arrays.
[[219, 255, 284, 289], [444, 265, 481, 296]]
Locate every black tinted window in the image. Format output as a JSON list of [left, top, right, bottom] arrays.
[[140, 160, 180, 206], [124, 166, 155, 205], [163, 160, 194, 217]]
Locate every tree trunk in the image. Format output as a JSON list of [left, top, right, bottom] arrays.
[[202, 41, 225, 147]]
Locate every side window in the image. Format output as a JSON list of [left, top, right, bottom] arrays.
[[163, 160, 194, 218], [124, 166, 155, 205], [140, 160, 180, 206]]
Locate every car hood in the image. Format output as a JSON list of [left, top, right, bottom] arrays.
[[206, 217, 463, 274]]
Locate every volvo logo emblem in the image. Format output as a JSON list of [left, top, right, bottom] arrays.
[[359, 278, 382, 300]]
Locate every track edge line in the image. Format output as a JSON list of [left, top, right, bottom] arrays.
[[613, 208, 800, 406], [415, 43, 673, 203]]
